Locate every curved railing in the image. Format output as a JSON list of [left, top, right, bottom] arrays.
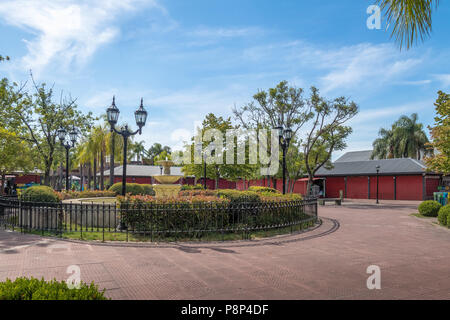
[[0, 197, 318, 242]]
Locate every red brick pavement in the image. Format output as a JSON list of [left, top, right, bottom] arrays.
[[1, 202, 449, 300]]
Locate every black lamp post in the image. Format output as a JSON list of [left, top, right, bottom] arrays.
[[274, 122, 293, 195], [106, 97, 148, 196], [376, 165, 380, 204], [203, 152, 207, 190], [57, 126, 78, 191]]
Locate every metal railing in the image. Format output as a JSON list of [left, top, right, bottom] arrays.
[[0, 197, 318, 242]]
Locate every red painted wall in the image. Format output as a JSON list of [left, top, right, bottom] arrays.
[[325, 177, 345, 198], [347, 176, 369, 199], [14, 175, 41, 184], [396, 175, 423, 200], [425, 176, 440, 199]]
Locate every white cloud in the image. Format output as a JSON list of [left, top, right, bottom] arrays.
[[316, 43, 422, 93], [433, 74, 450, 88], [0, 0, 160, 74]]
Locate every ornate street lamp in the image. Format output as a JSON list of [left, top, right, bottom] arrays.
[[106, 97, 120, 188], [273, 121, 293, 195], [106, 97, 147, 196], [376, 165, 380, 204], [58, 126, 78, 191]]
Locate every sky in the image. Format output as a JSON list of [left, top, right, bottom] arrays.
[[1, 0, 450, 160]]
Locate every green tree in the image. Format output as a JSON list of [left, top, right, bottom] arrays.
[[182, 113, 254, 189], [378, 0, 440, 50], [0, 55, 10, 62], [0, 128, 36, 194], [425, 91, 450, 174], [303, 87, 358, 193], [371, 113, 429, 160], [130, 141, 146, 164], [143, 143, 172, 165], [233, 80, 314, 188], [4, 75, 95, 186], [371, 127, 397, 159]]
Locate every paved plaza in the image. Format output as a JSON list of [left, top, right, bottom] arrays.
[[1, 201, 449, 300]]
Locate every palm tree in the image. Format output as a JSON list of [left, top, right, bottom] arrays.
[[393, 113, 430, 160], [372, 113, 429, 160], [91, 125, 110, 190], [378, 0, 440, 50], [130, 141, 146, 164], [372, 128, 397, 159]]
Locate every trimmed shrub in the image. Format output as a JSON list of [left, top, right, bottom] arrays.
[[0, 277, 108, 300], [108, 183, 145, 196], [117, 194, 231, 231], [216, 189, 261, 204], [20, 186, 60, 203], [179, 189, 217, 197], [248, 186, 279, 194], [56, 190, 116, 200], [141, 184, 156, 196], [259, 192, 303, 201], [181, 184, 204, 191], [418, 200, 442, 217], [437, 205, 450, 227]]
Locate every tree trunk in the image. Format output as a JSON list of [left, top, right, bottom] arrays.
[[80, 164, 83, 192], [272, 177, 277, 190], [88, 163, 92, 190], [306, 176, 314, 197], [93, 156, 97, 190], [100, 150, 105, 190], [1, 172, 5, 195]]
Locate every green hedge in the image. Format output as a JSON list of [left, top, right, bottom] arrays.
[[216, 189, 261, 204], [418, 200, 442, 217], [180, 184, 205, 191], [437, 205, 450, 227], [57, 190, 116, 200], [19, 186, 60, 203], [108, 183, 154, 196], [248, 186, 279, 194], [0, 277, 108, 300]]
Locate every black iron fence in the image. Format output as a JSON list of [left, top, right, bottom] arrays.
[[0, 197, 318, 242]]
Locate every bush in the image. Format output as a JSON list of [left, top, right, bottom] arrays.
[[0, 277, 108, 300], [141, 184, 156, 196], [117, 194, 231, 231], [179, 189, 217, 197], [437, 205, 450, 227], [248, 186, 279, 194], [418, 200, 442, 217], [216, 189, 261, 204], [259, 192, 303, 201], [108, 183, 146, 196], [180, 184, 205, 191], [56, 190, 116, 200], [20, 186, 60, 203]]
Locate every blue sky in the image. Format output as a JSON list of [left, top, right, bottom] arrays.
[[1, 0, 450, 160]]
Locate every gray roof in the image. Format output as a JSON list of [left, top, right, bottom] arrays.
[[335, 150, 374, 162], [316, 158, 427, 176], [99, 165, 185, 177]]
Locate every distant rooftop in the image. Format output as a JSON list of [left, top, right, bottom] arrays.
[[335, 150, 374, 162], [316, 157, 427, 176]]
